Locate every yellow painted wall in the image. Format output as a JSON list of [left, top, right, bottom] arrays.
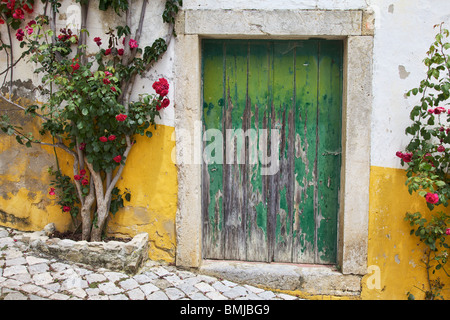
[[3, 111, 450, 298], [0, 105, 177, 263], [0, 108, 73, 233], [362, 166, 450, 300], [107, 125, 178, 263]]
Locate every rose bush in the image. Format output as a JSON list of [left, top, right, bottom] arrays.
[[0, 0, 182, 241], [397, 23, 450, 299]]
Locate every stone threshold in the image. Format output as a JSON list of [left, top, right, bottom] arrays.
[[16, 224, 149, 275], [197, 259, 362, 297]]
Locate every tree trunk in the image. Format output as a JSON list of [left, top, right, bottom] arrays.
[[90, 199, 109, 242], [80, 191, 95, 241], [90, 223, 102, 242]]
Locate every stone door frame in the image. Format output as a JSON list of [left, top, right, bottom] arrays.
[[173, 8, 374, 276]]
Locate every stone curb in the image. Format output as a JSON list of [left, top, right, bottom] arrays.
[[19, 224, 149, 274]]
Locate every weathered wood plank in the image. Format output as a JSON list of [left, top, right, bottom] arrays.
[[316, 41, 343, 264], [272, 41, 295, 263], [202, 40, 226, 259], [246, 41, 270, 262], [224, 41, 248, 260], [292, 40, 319, 264]]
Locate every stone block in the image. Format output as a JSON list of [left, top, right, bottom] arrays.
[[184, 9, 363, 36], [20, 229, 149, 275]]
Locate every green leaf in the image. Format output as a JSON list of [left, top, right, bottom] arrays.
[[15, 135, 24, 145], [435, 181, 446, 187], [82, 108, 88, 116], [418, 190, 427, 197]]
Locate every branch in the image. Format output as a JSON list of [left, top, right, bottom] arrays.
[[5, 22, 14, 97], [76, 139, 85, 171], [41, 141, 77, 157], [0, 94, 49, 122], [128, 0, 147, 63], [84, 158, 105, 201], [70, 148, 85, 204], [121, 0, 133, 66], [4, 126, 78, 163], [0, 37, 10, 89], [78, 0, 90, 65], [48, 0, 62, 62], [0, 55, 24, 77], [122, 21, 175, 107], [134, 0, 147, 43], [105, 135, 132, 197]]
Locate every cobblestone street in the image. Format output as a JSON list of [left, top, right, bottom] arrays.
[[0, 226, 300, 301]]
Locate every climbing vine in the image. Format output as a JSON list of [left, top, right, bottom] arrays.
[[0, 0, 182, 241], [397, 22, 450, 300]]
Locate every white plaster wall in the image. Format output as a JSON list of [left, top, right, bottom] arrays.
[[183, 0, 450, 169], [370, 0, 450, 169], [3, 0, 450, 166], [0, 0, 175, 127], [183, 0, 369, 10]]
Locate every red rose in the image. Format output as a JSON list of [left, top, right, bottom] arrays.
[[23, 3, 33, 13], [425, 192, 439, 204], [25, 25, 33, 35], [103, 78, 111, 84], [74, 175, 82, 181], [16, 29, 24, 41], [108, 135, 116, 141], [402, 153, 412, 162], [63, 206, 71, 212], [79, 142, 86, 150], [116, 114, 127, 121], [161, 98, 170, 109], [99, 136, 108, 142], [113, 155, 122, 163], [117, 48, 124, 56], [71, 59, 80, 72], [129, 39, 138, 49], [152, 78, 169, 96], [48, 188, 55, 196], [111, 86, 117, 92], [13, 8, 24, 20], [94, 37, 102, 46], [6, 0, 14, 10], [104, 48, 111, 55], [80, 169, 86, 175], [81, 179, 89, 186]]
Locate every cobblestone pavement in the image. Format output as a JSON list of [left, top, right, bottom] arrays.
[[0, 227, 300, 301]]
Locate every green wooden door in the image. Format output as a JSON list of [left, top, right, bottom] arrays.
[[201, 39, 343, 264]]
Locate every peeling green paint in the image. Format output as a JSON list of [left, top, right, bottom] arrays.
[[201, 39, 343, 264]]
